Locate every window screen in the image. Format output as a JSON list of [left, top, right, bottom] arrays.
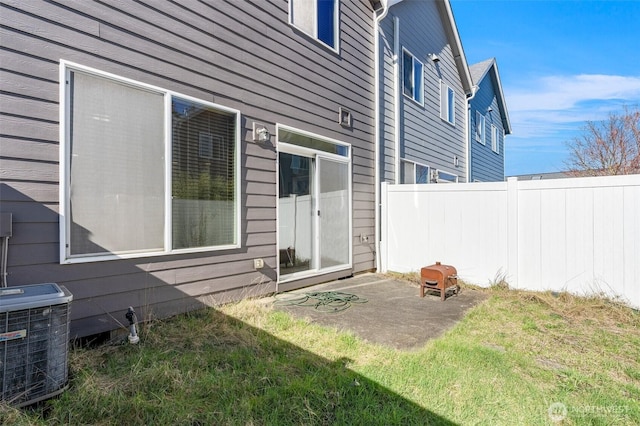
[[68, 71, 165, 256]]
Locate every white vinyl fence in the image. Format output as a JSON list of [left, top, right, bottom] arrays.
[[279, 190, 349, 265], [380, 175, 640, 309]]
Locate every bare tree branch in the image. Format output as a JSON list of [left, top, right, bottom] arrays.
[[564, 105, 640, 177]]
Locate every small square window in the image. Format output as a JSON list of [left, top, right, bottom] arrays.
[[402, 48, 423, 104]]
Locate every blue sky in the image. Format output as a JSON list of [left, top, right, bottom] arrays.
[[450, 0, 640, 175]]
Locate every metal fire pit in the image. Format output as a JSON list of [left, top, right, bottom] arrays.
[[420, 261, 459, 301]]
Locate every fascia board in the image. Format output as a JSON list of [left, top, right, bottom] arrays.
[[437, 0, 473, 95]]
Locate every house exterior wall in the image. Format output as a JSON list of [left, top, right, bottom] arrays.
[[469, 72, 505, 182], [378, 0, 468, 184], [0, 0, 376, 337]]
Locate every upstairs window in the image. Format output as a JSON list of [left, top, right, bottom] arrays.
[[440, 81, 455, 125], [290, 0, 339, 50], [491, 124, 499, 153], [402, 48, 423, 104], [476, 111, 486, 144]]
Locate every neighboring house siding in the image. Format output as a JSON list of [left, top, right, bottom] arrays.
[[470, 72, 505, 182], [378, 15, 396, 183], [379, 0, 467, 184], [0, 0, 375, 337]]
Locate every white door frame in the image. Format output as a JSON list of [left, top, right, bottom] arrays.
[[276, 124, 352, 286]]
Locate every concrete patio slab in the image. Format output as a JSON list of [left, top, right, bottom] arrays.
[[272, 273, 488, 350]]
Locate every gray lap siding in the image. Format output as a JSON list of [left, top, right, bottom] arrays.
[[0, 0, 376, 337]]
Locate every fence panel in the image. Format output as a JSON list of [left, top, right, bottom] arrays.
[[380, 175, 640, 309]]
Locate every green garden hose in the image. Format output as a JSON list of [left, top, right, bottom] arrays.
[[274, 291, 367, 313]]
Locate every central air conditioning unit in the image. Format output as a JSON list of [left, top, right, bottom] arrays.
[[1, 283, 73, 407]]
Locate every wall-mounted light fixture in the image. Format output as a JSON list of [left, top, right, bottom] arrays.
[[252, 122, 270, 143], [454, 155, 459, 167], [487, 107, 493, 113], [338, 107, 352, 128], [257, 127, 270, 142], [428, 53, 440, 63]]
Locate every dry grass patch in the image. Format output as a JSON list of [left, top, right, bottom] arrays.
[[2, 282, 639, 425]]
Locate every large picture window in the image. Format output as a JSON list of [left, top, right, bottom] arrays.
[[61, 63, 240, 262], [290, 0, 338, 50]]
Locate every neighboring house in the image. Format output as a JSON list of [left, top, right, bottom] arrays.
[[0, 0, 380, 337], [468, 58, 512, 182], [378, 0, 474, 185], [509, 171, 573, 180]]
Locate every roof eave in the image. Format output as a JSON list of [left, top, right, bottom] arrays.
[[436, 0, 473, 96], [489, 61, 512, 134]]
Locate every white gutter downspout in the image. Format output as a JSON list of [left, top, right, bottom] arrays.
[[393, 15, 400, 185], [465, 85, 478, 181], [374, 1, 391, 272]]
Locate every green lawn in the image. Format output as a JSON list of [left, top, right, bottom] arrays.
[[2, 284, 639, 425]]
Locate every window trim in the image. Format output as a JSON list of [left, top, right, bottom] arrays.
[[59, 60, 241, 264], [402, 47, 424, 106], [440, 81, 455, 125], [433, 169, 458, 183], [289, 0, 340, 53]]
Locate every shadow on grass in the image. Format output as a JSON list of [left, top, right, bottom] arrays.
[[0, 185, 456, 424], [19, 308, 457, 425]]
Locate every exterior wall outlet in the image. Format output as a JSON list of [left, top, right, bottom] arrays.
[[253, 258, 264, 269]]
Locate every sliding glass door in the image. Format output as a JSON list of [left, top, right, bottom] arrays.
[[278, 126, 351, 281], [278, 152, 314, 274], [318, 158, 349, 269]]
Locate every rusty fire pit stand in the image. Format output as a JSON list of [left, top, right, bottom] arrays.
[[420, 262, 460, 301]]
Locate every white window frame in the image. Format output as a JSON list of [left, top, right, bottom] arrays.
[[440, 81, 455, 125], [59, 61, 241, 264], [433, 169, 458, 183], [402, 48, 424, 105], [491, 124, 499, 153], [476, 111, 486, 145], [400, 159, 430, 184], [289, 0, 340, 52]]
